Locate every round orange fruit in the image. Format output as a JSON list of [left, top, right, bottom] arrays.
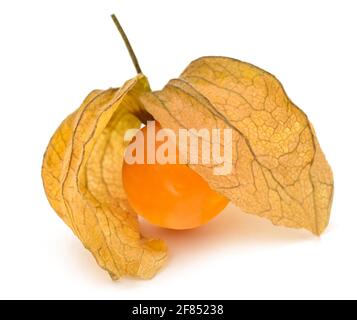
[[122, 121, 229, 230]]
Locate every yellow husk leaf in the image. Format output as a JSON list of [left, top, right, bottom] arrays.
[[42, 56, 334, 281], [42, 75, 167, 280], [141, 57, 334, 235]]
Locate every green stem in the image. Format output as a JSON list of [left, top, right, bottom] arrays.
[[111, 14, 142, 74]]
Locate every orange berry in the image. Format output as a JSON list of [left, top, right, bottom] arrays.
[[122, 121, 229, 230]]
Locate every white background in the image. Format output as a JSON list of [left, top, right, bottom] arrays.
[[0, 0, 356, 300]]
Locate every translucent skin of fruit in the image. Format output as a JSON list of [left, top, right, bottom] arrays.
[[122, 122, 229, 230]]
